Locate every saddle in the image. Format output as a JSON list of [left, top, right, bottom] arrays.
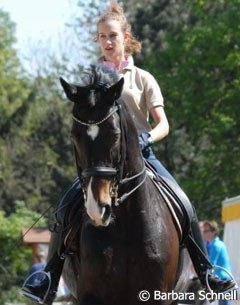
[[145, 161, 194, 243]]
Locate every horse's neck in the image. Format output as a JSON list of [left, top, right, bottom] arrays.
[[124, 130, 144, 174], [125, 149, 144, 175], [121, 106, 148, 194]]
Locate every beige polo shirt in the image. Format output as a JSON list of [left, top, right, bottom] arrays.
[[100, 56, 164, 134]]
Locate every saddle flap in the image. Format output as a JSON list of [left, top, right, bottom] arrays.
[[145, 161, 194, 242]]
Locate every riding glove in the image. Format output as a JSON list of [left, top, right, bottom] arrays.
[[138, 132, 154, 151]]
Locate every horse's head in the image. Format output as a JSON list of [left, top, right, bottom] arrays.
[[60, 65, 126, 227]]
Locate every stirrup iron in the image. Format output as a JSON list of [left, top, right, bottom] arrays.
[[21, 270, 52, 304], [205, 265, 238, 293]]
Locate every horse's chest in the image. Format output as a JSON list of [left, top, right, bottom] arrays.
[[80, 224, 125, 274], [80, 221, 164, 279]]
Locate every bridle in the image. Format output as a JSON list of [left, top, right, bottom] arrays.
[[72, 101, 147, 206], [72, 104, 120, 179]]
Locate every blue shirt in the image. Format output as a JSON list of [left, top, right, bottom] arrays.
[[206, 237, 231, 280]]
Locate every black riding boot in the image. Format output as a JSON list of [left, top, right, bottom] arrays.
[[186, 215, 237, 293], [21, 252, 64, 305], [21, 178, 83, 305]]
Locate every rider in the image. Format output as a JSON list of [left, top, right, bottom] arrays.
[[21, 2, 237, 305]]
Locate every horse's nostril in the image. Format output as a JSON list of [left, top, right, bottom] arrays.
[[101, 204, 111, 224]]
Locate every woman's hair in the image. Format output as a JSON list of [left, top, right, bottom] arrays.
[[96, 1, 141, 55]]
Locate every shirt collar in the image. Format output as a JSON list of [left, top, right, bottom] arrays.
[[99, 55, 134, 72]]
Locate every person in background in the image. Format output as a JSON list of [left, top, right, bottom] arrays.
[[23, 251, 46, 286], [202, 220, 234, 305], [20, 1, 237, 304]]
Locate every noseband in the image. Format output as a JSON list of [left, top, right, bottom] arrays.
[[72, 102, 147, 205]]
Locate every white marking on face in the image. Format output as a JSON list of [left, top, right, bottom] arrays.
[[87, 125, 99, 140], [85, 178, 102, 226]]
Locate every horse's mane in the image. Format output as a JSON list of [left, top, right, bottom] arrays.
[[80, 65, 121, 89]]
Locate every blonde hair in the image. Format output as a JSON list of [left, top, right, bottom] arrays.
[[203, 220, 219, 236], [97, 1, 141, 55]]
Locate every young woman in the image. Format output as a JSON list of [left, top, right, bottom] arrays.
[[21, 2, 236, 304]]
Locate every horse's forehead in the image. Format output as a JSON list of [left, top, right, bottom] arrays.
[[73, 110, 120, 145]]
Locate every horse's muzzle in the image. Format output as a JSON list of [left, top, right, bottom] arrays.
[[85, 177, 113, 226]]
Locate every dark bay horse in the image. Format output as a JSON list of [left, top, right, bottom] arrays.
[[58, 66, 203, 305]]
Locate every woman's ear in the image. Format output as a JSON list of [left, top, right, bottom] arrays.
[[124, 32, 129, 43]]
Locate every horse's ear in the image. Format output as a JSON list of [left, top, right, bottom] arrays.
[[106, 77, 124, 102], [59, 77, 78, 102]]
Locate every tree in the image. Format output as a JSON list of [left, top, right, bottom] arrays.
[[0, 9, 76, 216], [124, 0, 191, 63], [0, 10, 29, 133], [0, 9, 31, 213], [143, 0, 240, 219], [0, 201, 46, 304]]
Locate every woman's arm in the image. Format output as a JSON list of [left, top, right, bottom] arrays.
[[149, 106, 169, 143]]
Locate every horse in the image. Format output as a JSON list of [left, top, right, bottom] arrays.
[[56, 65, 205, 305]]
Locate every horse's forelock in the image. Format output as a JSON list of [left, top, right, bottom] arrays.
[[81, 65, 120, 89]]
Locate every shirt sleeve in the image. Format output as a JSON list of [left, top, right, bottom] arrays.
[[143, 71, 164, 109]]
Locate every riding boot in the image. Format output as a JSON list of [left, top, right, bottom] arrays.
[[21, 178, 83, 305], [185, 214, 237, 293], [21, 252, 64, 305]]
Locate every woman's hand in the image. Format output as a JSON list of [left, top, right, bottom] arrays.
[[138, 132, 153, 150]]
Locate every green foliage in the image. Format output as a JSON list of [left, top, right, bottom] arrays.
[[142, 0, 240, 220], [0, 10, 28, 132], [0, 201, 46, 304], [0, 74, 76, 215], [1, 0, 239, 222], [0, 9, 76, 216], [125, 0, 191, 63], [0, 10, 76, 303]]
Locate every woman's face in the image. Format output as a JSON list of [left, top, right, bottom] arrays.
[[98, 19, 127, 63]]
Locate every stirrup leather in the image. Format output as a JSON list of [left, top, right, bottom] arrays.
[[21, 270, 52, 304], [205, 265, 238, 293]]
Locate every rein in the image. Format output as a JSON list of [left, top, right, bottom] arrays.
[[117, 166, 147, 205], [72, 101, 146, 206]]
